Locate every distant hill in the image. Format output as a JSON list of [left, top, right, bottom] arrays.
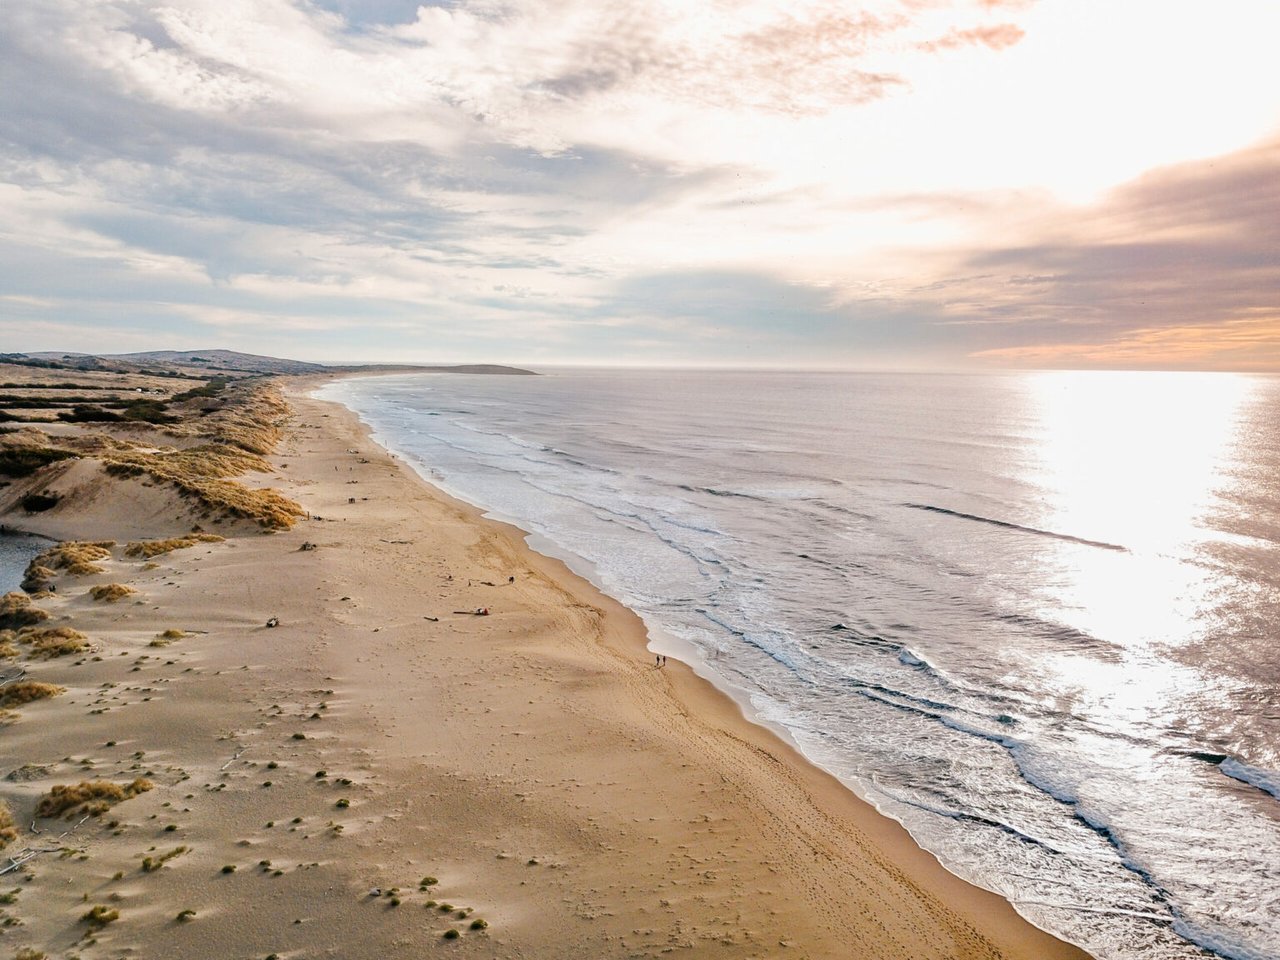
[[112, 349, 327, 375], [9, 350, 536, 377]]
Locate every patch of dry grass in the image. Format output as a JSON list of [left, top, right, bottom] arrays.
[[43, 541, 113, 575], [89, 584, 136, 603], [0, 633, 17, 658], [82, 904, 119, 927], [0, 799, 17, 848], [0, 681, 65, 707], [188, 381, 290, 456], [35, 778, 153, 819], [105, 453, 303, 529], [19, 564, 56, 593], [149, 628, 184, 648], [124, 534, 224, 558], [21, 626, 89, 658], [0, 593, 49, 630], [141, 845, 188, 872], [22, 541, 116, 592], [104, 381, 301, 528]]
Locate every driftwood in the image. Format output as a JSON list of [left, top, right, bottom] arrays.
[[220, 747, 246, 771], [4, 814, 92, 875]]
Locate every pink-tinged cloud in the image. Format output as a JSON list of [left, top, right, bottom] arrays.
[[919, 23, 1026, 52], [971, 316, 1280, 371], [937, 138, 1280, 369]]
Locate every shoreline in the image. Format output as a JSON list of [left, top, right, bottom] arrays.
[[0, 372, 1091, 958], [298, 375, 1091, 960]]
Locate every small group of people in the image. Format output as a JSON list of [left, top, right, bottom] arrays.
[[654, 654, 668, 668]]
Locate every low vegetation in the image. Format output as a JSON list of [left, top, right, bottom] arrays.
[[124, 534, 224, 558], [19, 493, 59, 513], [35, 778, 153, 819], [20, 626, 90, 658], [0, 681, 64, 708], [28, 541, 115, 578], [0, 800, 17, 848], [89, 584, 136, 603], [82, 904, 120, 927], [0, 376, 302, 529], [0, 447, 75, 478], [150, 628, 185, 647], [141, 846, 188, 872], [0, 593, 49, 630], [105, 448, 302, 529]]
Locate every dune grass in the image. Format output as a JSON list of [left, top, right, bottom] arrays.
[[0, 446, 76, 478], [149, 628, 185, 648], [0, 681, 65, 707], [0, 799, 17, 848], [3, 379, 302, 529], [21, 626, 90, 658], [124, 534, 224, 558], [141, 845, 188, 872], [21, 541, 116, 592], [0, 593, 49, 630], [82, 904, 119, 927], [36, 778, 153, 819], [104, 455, 303, 529], [35, 541, 114, 575], [89, 584, 136, 603]]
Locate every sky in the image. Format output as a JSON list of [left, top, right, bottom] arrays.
[[2, 0, 1278, 370]]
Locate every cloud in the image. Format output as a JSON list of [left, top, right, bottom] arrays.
[[919, 23, 1025, 52], [827, 137, 1280, 367], [2, 0, 1276, 369]]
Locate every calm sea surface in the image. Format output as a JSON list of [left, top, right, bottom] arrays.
[[0, 533, 47, 593], [320, 369, 1280, 960]]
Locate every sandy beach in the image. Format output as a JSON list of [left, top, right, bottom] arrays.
[[0, 375, 1090, 959]]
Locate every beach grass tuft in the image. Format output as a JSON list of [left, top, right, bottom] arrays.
[[20, 626, 89, 658], [82, 905, 119, 927], [0, 593, 49, 630], [0, 800, 17, 848], [141, 846, 188, 872], [26, 541, 115, 582], [36, 778, 153, 819], [124, 534, 224, 559], [0, 681, 65, 708], [89, 583, 136, 603]]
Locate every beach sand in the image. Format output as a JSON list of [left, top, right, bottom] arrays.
[[0, 378, 1091, 959]]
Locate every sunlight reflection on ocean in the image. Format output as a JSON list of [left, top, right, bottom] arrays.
[[321, 369, 1280, 960]]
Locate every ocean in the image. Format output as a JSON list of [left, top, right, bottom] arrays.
[[318, 368, 1280, 960], [0, 532, 48, 593]]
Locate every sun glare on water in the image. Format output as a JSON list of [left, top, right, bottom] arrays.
[[1018, 371, 1263, 725]]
